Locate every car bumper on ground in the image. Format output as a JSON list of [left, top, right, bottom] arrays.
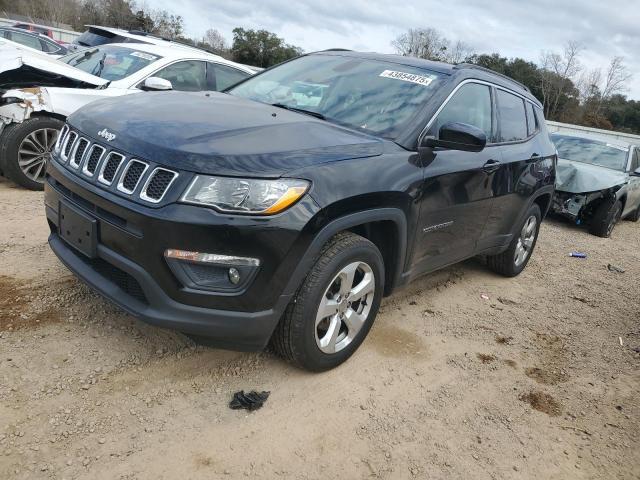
[[44, 158, 320, 351]]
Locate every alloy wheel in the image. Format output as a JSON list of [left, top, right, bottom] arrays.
[[315, 261, 376, 354], [514, 215, 537, 267], [17, 128, 59, 183]]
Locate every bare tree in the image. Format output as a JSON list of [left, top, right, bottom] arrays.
[[392, 28, 473, 63], [446, 40, 475, 64], [586, 56, 632, 116], [202, 28, 228, 53], [391, 28, 448, 61], [539, 41, 582, 119]]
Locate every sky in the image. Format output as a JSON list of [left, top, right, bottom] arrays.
[[152, 0, 640, 99]]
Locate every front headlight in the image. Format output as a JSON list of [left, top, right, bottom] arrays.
[[181, 175, 310, 214]]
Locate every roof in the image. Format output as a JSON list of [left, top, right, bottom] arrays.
[[80, 42, 256, 74], [83, 25, 215, 56], [314, 50, 540, 105], [0, 25, 53, 40]]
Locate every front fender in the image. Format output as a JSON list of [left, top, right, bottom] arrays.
[[281, 208, 408, 298]]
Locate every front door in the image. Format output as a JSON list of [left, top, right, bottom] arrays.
[[411, 82, 499, 275]]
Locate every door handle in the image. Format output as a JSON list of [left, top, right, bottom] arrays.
[[482, 159, 501, 173]]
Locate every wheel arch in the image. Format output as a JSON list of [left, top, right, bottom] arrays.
[[282, 208, 408, 299]]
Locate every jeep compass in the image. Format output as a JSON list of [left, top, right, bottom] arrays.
[[44, 51, 556, 371]]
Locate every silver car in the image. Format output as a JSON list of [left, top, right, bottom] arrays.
[[551, 133, 640, 237]]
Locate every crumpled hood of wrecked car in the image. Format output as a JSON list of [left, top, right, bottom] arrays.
[[67, 91, 385, 177], [555, 158, 627, 193], [0, 43, 106, 89]]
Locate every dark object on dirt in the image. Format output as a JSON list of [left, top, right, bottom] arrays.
[[569, 251, 587, 258], [519, 390, 562, 416], [477, 353, 496, 364], [229, 390, 270, 411], [607, 264, 625, 273]]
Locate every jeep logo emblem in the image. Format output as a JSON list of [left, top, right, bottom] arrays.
[[97, 128, 116, 142]]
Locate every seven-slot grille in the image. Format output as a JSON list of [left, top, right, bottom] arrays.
[[62, 131, 77, 160], [82, 145, 105, 177], [98, 152, 125, 185], [141, 168, 178, 203], [118, 160, 148, 193], [70, 138, 89, 168], [55, 126, 178, 203]]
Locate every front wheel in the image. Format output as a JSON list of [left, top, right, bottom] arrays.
[[271, 232, 384, 371], [589, 199, 622, 237], [0, 116, 64, 190], [486, 203, 541, 277]]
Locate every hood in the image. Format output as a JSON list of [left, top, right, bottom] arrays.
[[67, 91, 385, 177], [0, 42, 106, 89], [556, 158, 627, 193]]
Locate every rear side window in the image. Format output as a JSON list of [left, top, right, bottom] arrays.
[[431, 83, 492, 139], [208, 63, 250, 91], [497, 90, 527, 142], [525, 102, 538, 136], [9, 31, 43, 50]]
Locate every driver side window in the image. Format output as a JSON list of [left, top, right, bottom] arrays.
[[431, 83, 492, 140]]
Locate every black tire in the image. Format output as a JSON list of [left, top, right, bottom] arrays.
[[589, 199, 622, 237], [486, 203, 541, 277], [271, 232, 384, 371], [626, 204, 640, 222], [1, 116, 64, 190]]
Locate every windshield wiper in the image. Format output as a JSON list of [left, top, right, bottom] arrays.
[[271, 103, 325, 120], [91, 53, 107, 78]]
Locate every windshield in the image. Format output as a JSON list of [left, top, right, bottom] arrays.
[[60, 45, 160, 81], [228, 54, 446, 138], [552, 134, 629, 171]]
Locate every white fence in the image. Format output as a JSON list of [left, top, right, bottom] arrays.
[[547, 120, 640, 144], [0, 17, 80, 43]]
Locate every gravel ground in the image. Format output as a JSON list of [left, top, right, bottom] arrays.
[[0, 175, 639, 480]]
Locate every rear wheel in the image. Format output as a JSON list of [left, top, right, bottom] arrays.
[[626, 204, 640, 222], [486, 203, 541, 277], [271, 232, 384, 371], [589, 199, 622, 237], [0, 116, 64, 190]]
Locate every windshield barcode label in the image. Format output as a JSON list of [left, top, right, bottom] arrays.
[[379, 70, 434, 86]]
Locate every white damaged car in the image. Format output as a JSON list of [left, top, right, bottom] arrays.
[[0, 42, 255, 189]]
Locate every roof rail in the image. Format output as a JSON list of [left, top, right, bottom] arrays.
[[455, 63, 531, 93]]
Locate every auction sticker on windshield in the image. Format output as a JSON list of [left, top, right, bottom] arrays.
[[130, 51, 158, 61], [379, 70, 435, 86]]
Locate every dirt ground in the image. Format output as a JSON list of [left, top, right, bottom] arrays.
[[0, 175, 639, 480]]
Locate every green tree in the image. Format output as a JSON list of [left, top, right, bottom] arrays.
[[231, 28, 302, 68]]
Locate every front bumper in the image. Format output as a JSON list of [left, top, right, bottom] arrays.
[[45, 157, 320, 350]]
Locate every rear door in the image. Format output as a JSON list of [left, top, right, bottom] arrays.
[[626, 147, 640, 215], [478, 89, 545, 250], [412, 81, 499, 274]]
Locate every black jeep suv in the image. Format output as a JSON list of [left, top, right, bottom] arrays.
[[44, 51, 556, 371]]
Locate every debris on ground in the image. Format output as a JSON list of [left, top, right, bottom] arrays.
[[569, 251, 587, 258], [607, 264, 625, 273], [229, 390, 271, 411], [480, 294, 490, 300]]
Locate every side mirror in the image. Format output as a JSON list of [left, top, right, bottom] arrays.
[[424, 122, 487, 152], [141, 77, 173, 91], [633, 167, 640, 176]]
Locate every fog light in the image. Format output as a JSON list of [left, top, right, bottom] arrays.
[[164, 249, 260, 266], [228, 267, 241, 284]]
